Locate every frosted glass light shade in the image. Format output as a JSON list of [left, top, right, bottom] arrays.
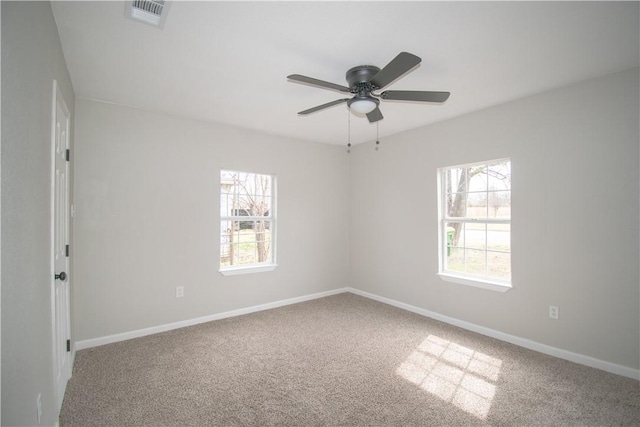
[[349, 98, 377, 114]]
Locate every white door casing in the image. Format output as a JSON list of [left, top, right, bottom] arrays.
[[51, 80, 71, 412]]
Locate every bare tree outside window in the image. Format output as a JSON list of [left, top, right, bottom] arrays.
[[446, 162, 511, 244]]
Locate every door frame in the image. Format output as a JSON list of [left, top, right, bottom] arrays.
[[50, 79, 72, 412]]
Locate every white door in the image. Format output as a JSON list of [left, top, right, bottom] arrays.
[[52, 80, 71, 411]]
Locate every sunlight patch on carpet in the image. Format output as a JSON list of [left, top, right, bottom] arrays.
[[396, 335, 502, 419]]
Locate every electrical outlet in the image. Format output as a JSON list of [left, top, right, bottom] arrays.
[[176, 286, 184, 298], [36, 393, 42, 425], [549, 305, 559, 320]]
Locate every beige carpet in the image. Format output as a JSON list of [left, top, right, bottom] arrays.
[[60, 293, 640, 426]]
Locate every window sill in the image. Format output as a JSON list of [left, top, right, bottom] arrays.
[[438, 272, 512, 292], [219, 264, 277, 276]]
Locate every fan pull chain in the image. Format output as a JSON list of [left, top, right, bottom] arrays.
[[347, 109, 352, 154], [375, 121, 380, 151]]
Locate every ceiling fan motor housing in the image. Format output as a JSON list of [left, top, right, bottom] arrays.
[[346, 65, 381, 92]]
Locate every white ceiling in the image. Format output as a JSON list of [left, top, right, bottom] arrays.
[[51, 1, 639, 146]]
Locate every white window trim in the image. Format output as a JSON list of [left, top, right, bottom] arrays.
[[438, 273, 512, 292], [220, 264, 278, 276], [219, 170, 277, 274], [437, 159, 512, 292]]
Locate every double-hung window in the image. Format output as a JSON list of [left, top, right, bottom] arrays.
[[438, 159, 511, 291], [220, 170, 276, 275]]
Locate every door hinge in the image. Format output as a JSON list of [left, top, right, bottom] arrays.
[[66, 339, 71, 352], [65, 149, 70, 161], [65, 244, 70, 257]]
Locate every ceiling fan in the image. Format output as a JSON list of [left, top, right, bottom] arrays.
[[287, 52, 450, 123]]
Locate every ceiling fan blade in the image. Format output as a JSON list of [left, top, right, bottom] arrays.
[[381, 90, 450, 103], [370, 52, 422, 89], [366, 107, 384, 123], [298, 98, 349, 115], [288, 74, 351, 93]]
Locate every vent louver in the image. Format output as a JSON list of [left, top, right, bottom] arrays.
[[127, 0, 168, 27]]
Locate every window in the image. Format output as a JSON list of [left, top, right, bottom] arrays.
[[220, 170, 276, 275], [438, 159, 511, 291]]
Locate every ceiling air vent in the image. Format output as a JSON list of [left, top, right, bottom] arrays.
[[126, 0, 170, 28]]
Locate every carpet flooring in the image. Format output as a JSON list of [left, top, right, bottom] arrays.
[[60, 293, 640, 426]]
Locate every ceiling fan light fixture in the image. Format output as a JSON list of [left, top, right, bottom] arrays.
[[348, 97, 378, 114]]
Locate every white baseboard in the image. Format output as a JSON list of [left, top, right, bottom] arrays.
[[75, 286, 638, 380], [346, 287, 640, 381], [75, 287, 349, 351]]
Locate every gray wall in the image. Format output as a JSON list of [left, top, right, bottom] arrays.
[[72, 99, 349, 341], [349, 67, 640, 371], [1, 2, 75, 425]]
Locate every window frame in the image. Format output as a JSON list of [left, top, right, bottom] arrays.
[[219, 169, 277, 276], [437, 159, 512, 292]]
